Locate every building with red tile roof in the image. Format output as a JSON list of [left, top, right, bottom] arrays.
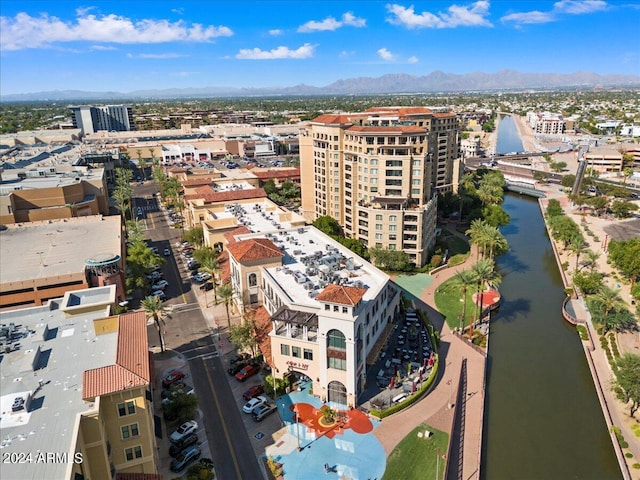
[[315, 284, 368, 306]]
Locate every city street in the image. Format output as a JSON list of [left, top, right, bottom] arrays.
[[131, 179, 265, 480]]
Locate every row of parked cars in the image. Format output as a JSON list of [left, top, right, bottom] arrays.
[[229, 354, 278, 422]]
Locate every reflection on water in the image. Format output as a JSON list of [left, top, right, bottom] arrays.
[[481, 194, 619, 479]]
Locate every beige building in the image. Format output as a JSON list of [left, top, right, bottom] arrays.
[[300, 107, 461, 267], [0, 215, 125, 309], [0, 165, 109, 225], [583, 146, 624, 173], [0, 286, 158, 479]]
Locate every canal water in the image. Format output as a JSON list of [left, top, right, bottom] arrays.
[[481, 116, 620, 478]]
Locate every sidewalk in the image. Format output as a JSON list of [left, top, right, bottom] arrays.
[[376, 244, 485, 480]]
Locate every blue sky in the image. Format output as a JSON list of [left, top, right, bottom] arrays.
[[1, 1, 638, 95]]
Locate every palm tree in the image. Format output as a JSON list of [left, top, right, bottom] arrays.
[[594, 285, 624, 318], [199, 257, 220, 306], [466, 219, 490, 258], [484, 224, 508, 260], [584, 250, 601, 273], [141, 295, 171, 352], [450, 269, 478, 332], [568, 236, 586, 271], [471, 258, 502, 326], [217, 282, 235, 329], [112, 188, 130, 222]]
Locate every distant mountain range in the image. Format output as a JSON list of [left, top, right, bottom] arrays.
[[2, 70, 639, 102]]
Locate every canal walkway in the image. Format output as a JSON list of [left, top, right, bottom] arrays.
[[376, 244, 486, 480]]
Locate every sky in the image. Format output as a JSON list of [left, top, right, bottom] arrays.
[[1, 0, 639, 95]]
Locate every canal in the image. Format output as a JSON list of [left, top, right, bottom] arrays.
[[481, 116, 620, 478]]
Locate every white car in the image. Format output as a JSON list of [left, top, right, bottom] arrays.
[[152, 280, 169, 290], [170, 420, 198, 443], [164, 248, 171, 256], [242, 395, 268, 414], [193, 273, 211, 283]]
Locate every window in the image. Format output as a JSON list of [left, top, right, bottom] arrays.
[[292, 346, 301, 358], [371, 159, 378, 165], [376, 224, 382, 231], [281, 344, 290, 356], [117, 401, 136, 417], [375, 233, 382, 240], [303, 349, 313, 360], [342, 307, 348, 314], [389, 225, 397, 231], [333, 305, 339, 312], [325, 304, 330, 311], [375, 214, 382, 221], [412, 169, 421, 176], [124, 446, 142, 461], [248, 273, 257, 287], [121, 423, 139, 440], [249, 293, 258, 304], [327, 329, 346, 349], [389, 215, 397, 222]]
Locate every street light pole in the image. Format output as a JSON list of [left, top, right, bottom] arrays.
[[294, 409, 301, 451]]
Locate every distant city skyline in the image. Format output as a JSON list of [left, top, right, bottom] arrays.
[[1, 0, 638, 96]]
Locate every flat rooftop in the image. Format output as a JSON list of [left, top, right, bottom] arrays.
[[1, 167, 104, 193], [0, 215, 122, 285], [210, 200, 305, 234], [0, 289, 116, 480], [233, 226, 389, 309]]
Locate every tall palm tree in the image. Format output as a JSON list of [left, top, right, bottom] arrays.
[[217, 282, 235, 329], [450, 269, 478, 332], [199, 257, 221, 306], [466, 219, 490, 258], [141, 295, 171, 352], [471, 258, 502, 326], [484, 224, 508, 260], [568, 236, 586, 271]]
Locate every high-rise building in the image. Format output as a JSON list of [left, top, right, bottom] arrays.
[[70, 105, 135, 135], [300, 107, 461, 268]]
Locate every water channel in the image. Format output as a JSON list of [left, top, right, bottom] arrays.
[[480, 116, 620, 478]]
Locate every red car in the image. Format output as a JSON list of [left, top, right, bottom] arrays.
[[235, 364, 260, 382], [242, 384, 265, 401], [163, 370, 186, 388]]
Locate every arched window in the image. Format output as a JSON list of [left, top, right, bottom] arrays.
[[327, 381, 347, 406], [248, 273, 257, 287], [326, 329, 346, 371]]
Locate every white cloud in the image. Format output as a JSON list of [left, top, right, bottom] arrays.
[[500, 11, 555, 24], [269, 29, 283, 36], [170, 71, 195, 77], [408, 55, 419, 63], [90, 45, 117, 51], [339, 50, 355, 58], [298, 12, 366, 32], [377, 48, 395, 61], [0, 11, 233, 51], [553, 0, 607, 14], [236, 43, 315, 60], [386, 1, 493, 29], [171, 8, 185, 15], [126, 52, 187, 59]]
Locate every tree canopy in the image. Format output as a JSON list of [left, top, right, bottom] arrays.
[[615, 354, 640, 417], [313, 215, 342, 237], [608, 238, 640, 279]]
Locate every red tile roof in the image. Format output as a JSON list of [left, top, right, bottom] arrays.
[[252, 306, 273, 366], [316, 284, 367, 306], [347, 126, 425, 133], [183, 178, 215, 187], [252, 168, 301, 179], [223, 226, 252, 244], [82, 311, 150, 400], [226, 238, 283, 263], [311, 114, 353, 125], [168, 167, 186, 173], [184, 187, 267, 203]]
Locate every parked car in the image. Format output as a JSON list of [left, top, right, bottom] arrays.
[[146, 271, 163, 282], [252, 403, 277, 422], [227, 362, 248, 376], [170, 445, 201, 472], [235, 364, 260, 382], [152, 280, 169, 290], [161, 386, 194, 405], [199, 282, 214, 291], [188, 261, 201, 271], [242, 384, 265, 401], [162, 370, 186, 388], [193, 272, 212, 283], [169, 433, 199, 457], [164, 248, 171, 256], [230, 353, 251, 366], [242, 395, 268, 413], [150, 290, 166, 301], [170, 420, 198, 443]]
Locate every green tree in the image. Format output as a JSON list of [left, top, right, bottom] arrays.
[[450, 269, 478, 332], [615, 354, 640, 417], [163, 391, 199, 427], [608, 239, 640, 279], [593, 285, 625, 319], [199, 256, 221, 304], [141, 295, 170, 352], [550, 161, 567, 173], [471, 258, 502, 324], [263, 179, 277, 195], [183, 226, 204, 247], [369, 248, 413, 272], [217, 282, 235, 329], [546, 199, 564, 218], [583, 250, 601, 273], [228, 318, 259, 357], [481, 204, 510, 228], [610, 200, 638, 219], [572, 270, 603, 295], [561, 174, 576, 188], [313, 215, 342, 237], [568, 235, 586, 271]]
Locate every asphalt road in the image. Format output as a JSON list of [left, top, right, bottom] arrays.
[[132, 179, 265, 480]]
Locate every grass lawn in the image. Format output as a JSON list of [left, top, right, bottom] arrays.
[[441, 228, 471, 256], [434, 277, 477, 330], [383, 423, 449, 480]]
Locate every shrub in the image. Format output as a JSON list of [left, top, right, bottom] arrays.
[[633, 463, 640, 470], [576, 325, 588, 341], [625, 452, 633, 458], [562, 261, 569, 271], [448, 253, 468, 266], [430, 255, 443, 268]]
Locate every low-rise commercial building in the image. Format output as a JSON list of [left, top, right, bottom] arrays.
[[0, 215, 125, 309]]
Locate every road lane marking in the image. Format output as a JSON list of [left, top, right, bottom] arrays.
[[203, 358, 243, 479]]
